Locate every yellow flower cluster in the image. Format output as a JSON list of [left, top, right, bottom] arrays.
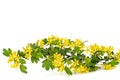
[[36, 35, 85, 50], [52, 53, 64, 72], [4, 35, 120, 75], [71, 60, 89, 73], [8, 51, 20, 68], [36, 40, 44, 48], [62, 38, 70, 47], [102, 64, 114, 70], [115, 49, 120, 62], [86, 43, 114, 55], [48, 35, 62, 45], [71, 39, 85, 49], [23, 44, 32, 59]]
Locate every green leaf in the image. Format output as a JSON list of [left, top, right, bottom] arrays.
[[3, 48, 12, 57], [65, 66, 72, 75], [30, 43, 36, 49], [20, 64, 27, 73], [66, 60, 72, 65], [109, 59, 119, 66], [42, 48, 49, 57], [91, 55, 100, 64], [104, 56, 109, 61], [36, 52, 43, 58], [48, 47, 57, 56], [20, 59, 26, 64], [89, 66, 99, 72], [78, 50, 84, 54], [52, 40, 59, 45], [74, 46, 80, 53], [18, 50, 25, 58], [77, 54, 85, 60], [42, 59, 54, 71], [31, 57, 39, 63], [72, 55, 79, 60], [31, 52, 43, 63], [43, 38, 48, 44], [85, 57, 91, 65]]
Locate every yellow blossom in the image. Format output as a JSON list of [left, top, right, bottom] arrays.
[[52, 60, 64, 67], [47, 35, 56, 45], [23, 44, 32, 59], [115, 49, 120, 62], [70, 39, 84, 49], [58, 64, 64, 72], [47, 35, 63, 46], [79, 65, 89, 73], [71, 60, 79, 68], [52, 53, 63, 67], [71, 60, 89, 73], [86, 43, 100, 55], [100, 45, 106, 51], [73, 65, 89, 73], [53, 53, 63, 61], [57, 43, 63, 48], [62, 38, 70, 47], [105, 46, 114, 56], [102, 64, 114, 70], [74, 39, 85, 48], [7, 51, 20, 68], [10, 62, 20, 68], [36, 40, 44, 48], [8, 51, 20, 63], [52, 53, 64, 72], [55, 36, 63, 44]]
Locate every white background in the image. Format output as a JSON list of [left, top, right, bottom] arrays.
[[0, 0, 120, 80]]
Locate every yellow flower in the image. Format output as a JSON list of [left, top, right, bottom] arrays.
[[7, 51, 20, 68], [74, 39, 85, 48], [71, 60, 89, 73], [53, 53, 63, 61], [58, 64, 64, 72], [62, 38, 70, 47], [10, 62, 20, 68], [102, 64, 114, 70], [71, 60, 79, 68], [105, 46, 114, 56], [100, 45, 106, 51], [47, 35, 63, 46], [79, 65, 89, 73], [23, 44, 32, 59], [47, 35, 56, 45], [73, 65, 89, 73], [57, 43, 63, 48], [70, 39, 84, 49], [36, 40, 44, 48], [8, 51, 20, 63], [86, 43, 100, 55], [52, 53, 64, 72], [52, 53, 63, 67], [115, 49, 120, 62], [52, 60, 63, 67]]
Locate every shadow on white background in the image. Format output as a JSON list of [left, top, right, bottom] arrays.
[[0, 0, 120, 80]]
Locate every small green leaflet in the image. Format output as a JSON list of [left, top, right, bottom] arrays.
[[65, 66, 72, 75], [20, 59, 26, 64], [109, 59, 119, 66], [20, 64, 27, 73], [85, 57, 91, 65], [42, 59, 54, 71], [31, 57, 39, 63], [31, 52, 43, 63], [3, 48, 12, 57]]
